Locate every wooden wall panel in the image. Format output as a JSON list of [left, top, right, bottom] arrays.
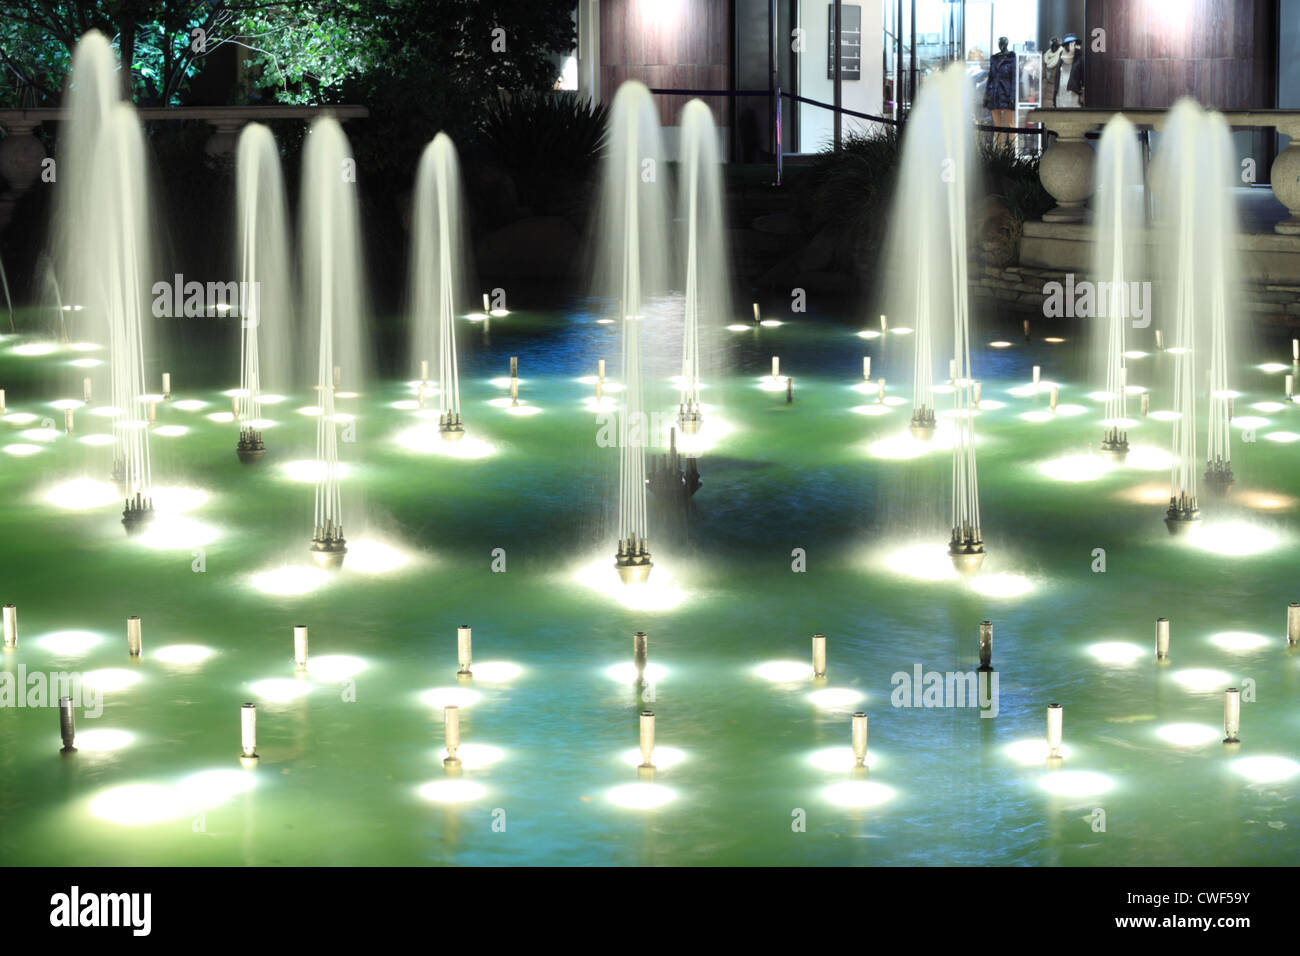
[[1086, 0, 1275, 108], [599, 0, 731, 126]]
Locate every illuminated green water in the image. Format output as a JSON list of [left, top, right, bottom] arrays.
[[1, 311, 1298, 866]]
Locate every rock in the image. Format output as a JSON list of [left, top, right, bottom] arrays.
[[476, 216, 580, 278]]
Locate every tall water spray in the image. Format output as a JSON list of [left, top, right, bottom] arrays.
[[885, 65, 982, 572], [411, 133, 468, 440], [234, 124, 293, 463], [1153, 100, 1239, 531], [675, 99, 729, 441], [57, 33, 155, 534], [56, 32, 118, 353], [302, 117, 366, 568], [1094, 115, 1143, 460], [97, 104, 155, 534], [1201, 111, 1239, 495], [594, 82, 670, 584]]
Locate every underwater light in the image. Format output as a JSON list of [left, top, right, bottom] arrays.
[[471, 661, 522, 683], [89, 405, 121, 418], [968, 573, 1033, 599], [1124, 350, 1148, 359], [466, 312, 487, 322], [1260, 362, 1289, 373], [1238, 490, 1296, 511], [419, 687, 482, 710], [418, 780, 488, 804], [344, 538, 411, 574], [808, 688, 865, 709], [1157, 723, 1220, 747], [856, 330, 881, 340], [89, 784, 187, 826], [1005, 739, 1075, 765], [1264, 431, 1300, 443], [1054, 403, 1087, 416], [1039, 454, 1111, 482], [1088, 641, 1144, 665], [249, 678, 312, 703], [1171, 668, 1233, 692], [822, 780, 895, 808], [574, 560, 686, 612], [507, 403, 542, 416], [3, 412, 37, 424], [68, 358, 99, 368], [1019, 410, 1055, 423], [13, 343, 57, 356], [75, 729, 134, 753], [607, 782, 676, 809], [393, 399, 421, 410], [37, 630, 102, 655], [176, 770, 256, 808], [1188, 521, 1278, 556], [297, 405, 323, 417], [171, 399, 206, 411], [851, 404, 891, 416], [438, 743, 504, 769], [621, 746, 685, 769], [154, 644, 212, 665], [1038, 770, 1113, 797], [808, 746, 878, 772], [206, 411, 236, 423], [78, 434, 114, 446], [1149, 409, 1181, 421], [3, 443, 42, 456], [754, 660, 814, 682], [989, 340, 1012, 348], [1231, 756, 1300, 783], [757, 376, 787, 392], [889, 326, 912, 335], [884, 542, 959, 581], [760, 319, 782, 327], [394, 425, 496, 458], [83, 669, 141, 692], [605, 661, 668, 683], [867, 429, 952, 460], [153, 425, 187, 437], [43, 478, 118, 510], [1210, 631, 1270, 652], [1045, 337, 1065, 344], [306, 655, 367, 681], [1124, 445, 1173, 470], [250, 565, 328, 596], [49, 399, 83, 411], [1252, 401, 1286, 413], [149, 487, 208, 515], [596, 318, 615, 325]]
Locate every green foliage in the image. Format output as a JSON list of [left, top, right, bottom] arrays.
[[478, 91, 608, 191], [978, 141, 1053, 222]]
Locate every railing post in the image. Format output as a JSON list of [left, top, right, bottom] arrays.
[[775, 88, 783, 186]]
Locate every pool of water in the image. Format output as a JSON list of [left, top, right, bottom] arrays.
[[1, 308, 1298, 865]]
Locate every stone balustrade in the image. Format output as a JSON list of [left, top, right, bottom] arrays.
[[1029, 107, 1300, 236], [0, 105, 368, 220]]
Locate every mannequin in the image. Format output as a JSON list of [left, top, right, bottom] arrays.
[[984, 36, 1017, 148], [1042, 37, 1060, 107], [1048, 33, 1085, 107]]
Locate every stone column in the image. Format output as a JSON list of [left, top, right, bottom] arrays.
[[0, 118, 47, 232], [1271, 134, 1300, 236], [205, 117, 245, 159], [1031, 111, 1097, 223]]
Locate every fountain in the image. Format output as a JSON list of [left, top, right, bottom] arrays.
[[675, 99, 728, 438], [1153, 100, 1240, 531], [234, 124, 293, 463], [57, 35, 156, 535], [411, 133, 468, 440], [1094, 115, 1143, 460], [896, 65, 983, 572], [1202, 112, 1239, 496], [594, 82, 670, 584], [302, 117, 367, 568]]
